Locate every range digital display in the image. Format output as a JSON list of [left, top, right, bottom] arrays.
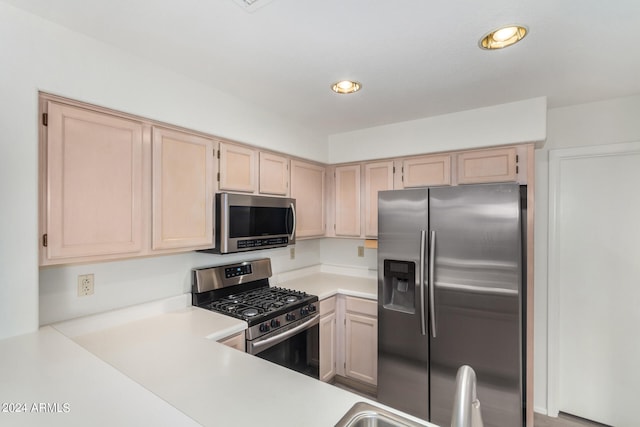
[[224, 264, 252, 278]]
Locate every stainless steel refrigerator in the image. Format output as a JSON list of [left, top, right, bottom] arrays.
[[377, 183, 524, 427]]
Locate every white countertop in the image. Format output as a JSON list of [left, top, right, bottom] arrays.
[[67, 307, 380, 427], [0, 326, 200, 427], [1, 270, 432, 427], [277, 267, 378, 301]]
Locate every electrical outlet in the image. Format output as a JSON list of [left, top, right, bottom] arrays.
[[357, 246, 365, 257], [290, 247, 295, 260], [77, 274, 94, 297]]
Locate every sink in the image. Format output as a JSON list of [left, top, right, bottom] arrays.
[[335, 402, 427, 427]]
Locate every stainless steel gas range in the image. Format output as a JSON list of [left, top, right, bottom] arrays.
[[192, 258, 319, 379]]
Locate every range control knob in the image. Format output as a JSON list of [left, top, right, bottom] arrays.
[[300, 306, 309, 316], [286, 313, 296, 321], [259, 323, 270, 333], [270, 319, 280, 328], [308, 304, 317, 313]]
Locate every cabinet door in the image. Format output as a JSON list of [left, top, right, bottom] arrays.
[[345, 311, 378, 385], [219, 142, 257, 193], [218, 332, 246, 352], [152, 127, 214, 250], [290, 160, 326, 237], [334, 165, 361, 237], [259, 152, 289, 196], [401, 154, 451, 188], [320, 311, 337, 382], [44, 101, 144, 261], [364, 161, 394, 237], [457, 147, 517, 184]]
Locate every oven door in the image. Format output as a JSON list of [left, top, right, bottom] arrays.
[[247, 314, 319, 379]]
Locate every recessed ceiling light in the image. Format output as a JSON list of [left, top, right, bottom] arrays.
[[331, 80, 361, 94], [479, 25, 528, 50]]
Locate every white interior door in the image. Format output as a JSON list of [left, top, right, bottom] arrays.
[[548, 141, 640, 426]]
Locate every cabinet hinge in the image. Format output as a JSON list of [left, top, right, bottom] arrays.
[[217, 172, 220, 182], [42, 234, 48, 247], [516, 154, 519, 163], [393, 166, 395, 173], [516, 165, 519, 174], [42, 113, 48, 126], [217, 150, 220, 159]]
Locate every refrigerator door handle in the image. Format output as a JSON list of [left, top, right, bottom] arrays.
[[419, 229, 427, 336], [429, 230, 437, 338]]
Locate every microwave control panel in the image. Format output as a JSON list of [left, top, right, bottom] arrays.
[[237, 237, 288, 250]]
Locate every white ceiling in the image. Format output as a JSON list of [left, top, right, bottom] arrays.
[[7, 0, 640, 136]]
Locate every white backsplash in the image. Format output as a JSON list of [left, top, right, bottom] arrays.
[[39, 239, 321, 325]]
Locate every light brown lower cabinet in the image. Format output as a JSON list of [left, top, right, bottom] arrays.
[[319, 297, 337, 382], [344, 296, 378, 386], [217, 332, 245, 352], [320, 295, 378, 386]]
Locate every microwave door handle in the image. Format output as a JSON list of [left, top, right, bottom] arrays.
[[288, 203, 296, 240]]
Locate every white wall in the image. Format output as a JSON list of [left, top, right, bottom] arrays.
[[327, 97, 547, 163], [0, 2, 327, 340]]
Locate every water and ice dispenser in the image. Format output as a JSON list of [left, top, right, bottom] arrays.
[[382, 259, 416, 314]]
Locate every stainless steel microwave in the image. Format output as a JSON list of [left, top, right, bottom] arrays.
[[206, 193, 296, 254]]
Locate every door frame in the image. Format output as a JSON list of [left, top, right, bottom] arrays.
[[547, 140, 640, 416]]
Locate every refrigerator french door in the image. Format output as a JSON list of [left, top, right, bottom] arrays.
[[377, 183, 524, 427]]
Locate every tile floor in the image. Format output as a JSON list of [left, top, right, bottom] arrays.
[[533, 412, 609, 427]]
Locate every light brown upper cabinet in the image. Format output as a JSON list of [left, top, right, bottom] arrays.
[[290, 160, 326, 238], [42, 101, 145, 264], [400, 154, 451, 188], [151, 127, 215, 250], [364, 161, 394, 238], [259, 152, 289, 196], [334, 165, 361, 237], [218, 142, 257, 193], [456, 147, 518, 184]]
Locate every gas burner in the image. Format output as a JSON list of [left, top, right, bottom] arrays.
[[226, 305, 239, 312], [284, 295, 299, 303], [242, 308, 260, 317], [226, 295, 241, 303]]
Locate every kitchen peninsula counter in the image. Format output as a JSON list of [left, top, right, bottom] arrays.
[[1, 289, 429, 427]]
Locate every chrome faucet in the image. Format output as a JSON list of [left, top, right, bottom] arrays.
[[451, 365, 484, 427]]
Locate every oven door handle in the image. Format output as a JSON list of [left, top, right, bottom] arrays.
[[248, 314, 319, 355]]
